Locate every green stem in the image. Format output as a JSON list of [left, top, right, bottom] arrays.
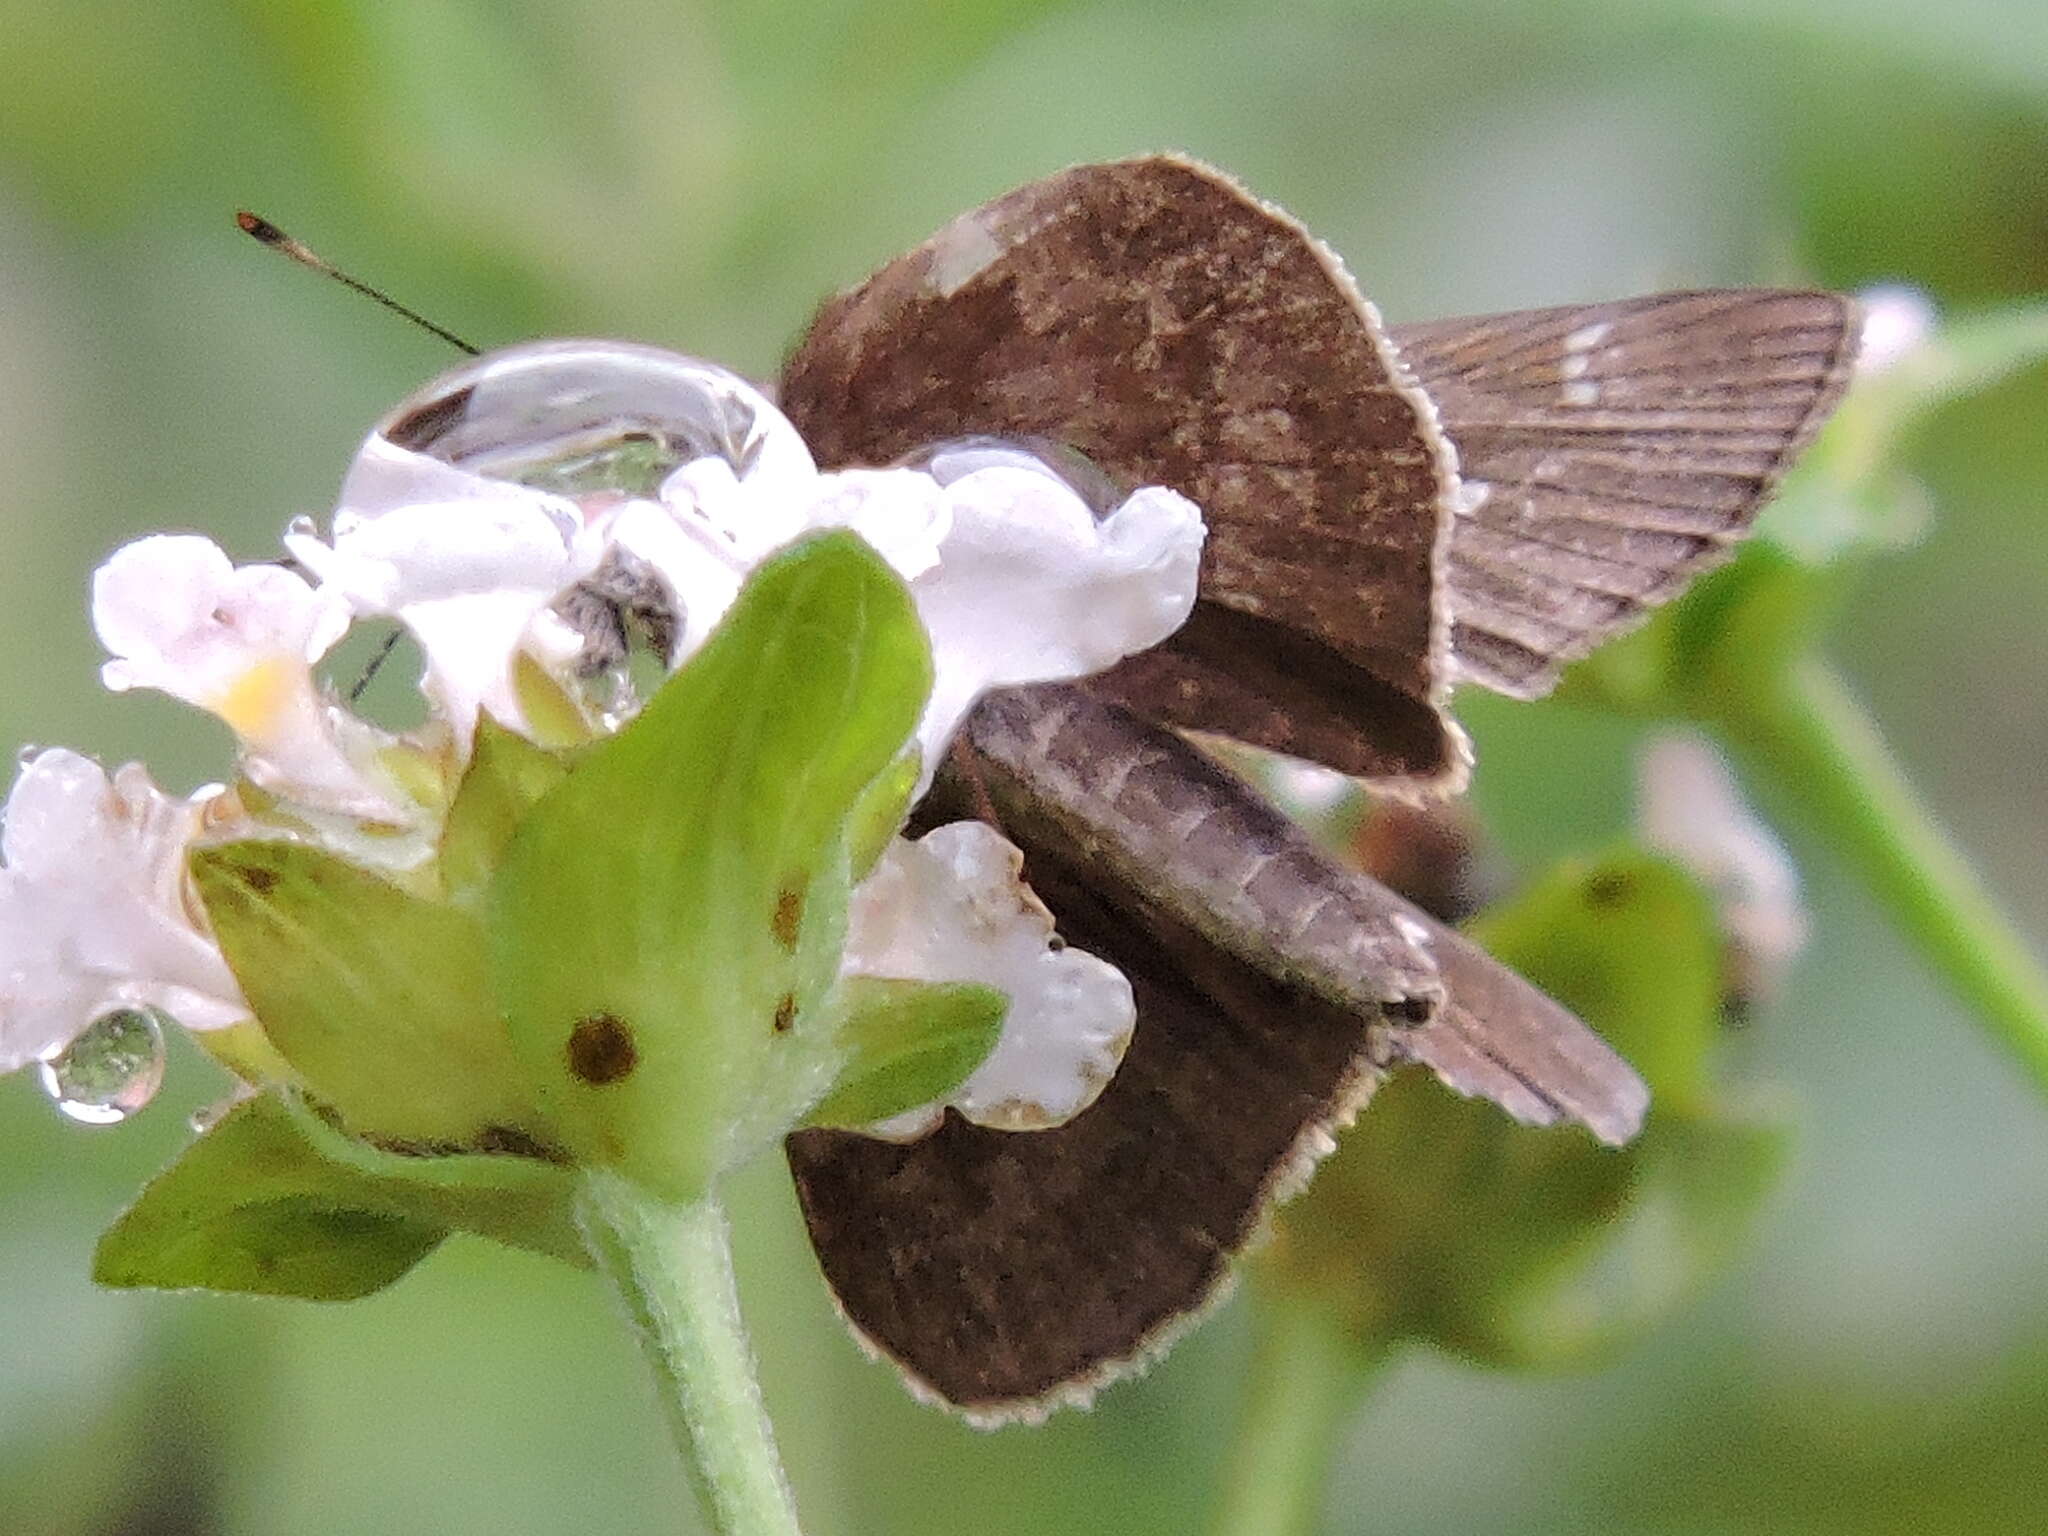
[[1209, 1292, 1391, 1536], [1722, 658, 2048, 1095], [576, 1170, 802, 1536]]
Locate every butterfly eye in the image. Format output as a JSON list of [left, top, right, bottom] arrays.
[[371, 340, 815, 501], [893, 435, 1125, 517]]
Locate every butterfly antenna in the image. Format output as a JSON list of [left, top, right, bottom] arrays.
[[346, 629, 405, 705], [236, 210, 481, 357], [239, 211, 471, 703]]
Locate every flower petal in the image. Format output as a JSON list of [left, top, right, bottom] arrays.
[[92, 537, 397, 814], [287, 491, 591, 743], [0, 750, 246, 1074], [908, 467, 1204, 769], [95, 535, 349, 700], [799, 468, 952, 581], [1638, 731, 1808, 999], [844, 822, 1135, 1138]]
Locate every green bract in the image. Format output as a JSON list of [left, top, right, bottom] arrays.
[[488, 529, 934, 1199], [804, 976, 1007, 1129], [190, 840, 541, 1150], [101, 531, 1006, 1297], [95, 1092, 583, 1301]]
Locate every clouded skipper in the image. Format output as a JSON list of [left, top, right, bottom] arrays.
[[777, 155, 1857, 1420]]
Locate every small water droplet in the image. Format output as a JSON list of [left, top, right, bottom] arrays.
[[285, 514, 318, 539], [37, 1008, 169, 1126], [189, 1093, 239, 1134], [16, 742, 43, 769]]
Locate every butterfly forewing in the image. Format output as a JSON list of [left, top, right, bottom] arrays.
[[1392, 290, 1860, 698], [778, 155, 1468, 788]]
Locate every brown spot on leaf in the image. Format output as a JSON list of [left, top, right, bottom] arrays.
[[566, 1012, 637, 1085], [772, 879, 805, 952], [1583, 869, 1636, 909], [475, 1125, 571, 1163], [773, 994, 797, 1033], [240, 863, 280, 895]]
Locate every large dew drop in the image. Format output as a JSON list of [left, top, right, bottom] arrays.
[[37, 1007, 168, 1125], [347, 340, 813, 503], [337, 341, 818, 715]]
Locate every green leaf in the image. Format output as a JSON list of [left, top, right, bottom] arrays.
[[1261, 850, 1789, 1369], [191, 841, 545, 1149], [1769, 299, 2048, 564], [1467, 853, 1724, 1111], [439, 717, 572, 905], [490, 531, 932, 1200], [1557, 543, 1834, 720], [805, 977, 1007, 1129], [95, 1091, 586, 1301], [846, 750, 920, 881], [1491, 1107, 1791, 1365]]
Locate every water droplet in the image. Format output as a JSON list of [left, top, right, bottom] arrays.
[[896, 435, 1124, 515], [363, 341, 813, 502], [189, 1095, 237, 1134], [37, 1008, 168, 1126]]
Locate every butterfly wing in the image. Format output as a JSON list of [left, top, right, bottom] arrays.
[[785, 685, 1644, 1420], [778, 154, 1467, 789], [1391, 291, 1861, 698]]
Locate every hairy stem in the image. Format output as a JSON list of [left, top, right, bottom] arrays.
[[577, 1170, 802, 1536], [1724, 658, 2048, 1095]]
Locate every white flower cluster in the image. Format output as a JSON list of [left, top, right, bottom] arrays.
[[2, 343, 1206, 1135], [1637, 731, 1808, 1004]]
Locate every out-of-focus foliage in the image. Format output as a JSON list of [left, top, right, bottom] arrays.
[[3, 2, 2045, 1534], [1262, 853, 1788, 1372]]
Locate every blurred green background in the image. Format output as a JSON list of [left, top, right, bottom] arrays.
[[3, 1, 2045, 1532]]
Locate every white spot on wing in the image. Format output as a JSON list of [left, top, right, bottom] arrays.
[[1558, 320, 1611, 408], [929, 216, 1004, 297], [1392, 912, 1434, 952]]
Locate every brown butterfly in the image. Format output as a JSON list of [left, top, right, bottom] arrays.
[[775, 155, 1858, 1421]]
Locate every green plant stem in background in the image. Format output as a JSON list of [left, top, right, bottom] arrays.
[[1722, 659, 2048, 1096], [1210, 1291, 1392, 1536], [577, 1171, 803, 1536]]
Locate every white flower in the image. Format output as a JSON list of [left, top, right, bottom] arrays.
[[1857, 284, 1937, 378], [904, 466, 1202, 775], [93, 536, 397, 816], [782, 467, 952, 581], [1638, 732, 1808, 1003], [322, 346, 1204, 789], [286, 480, 591, 745], [844, 822, 1135, 1139], [0, 750, 246, 1075], [644, 443, 1202, 782]]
